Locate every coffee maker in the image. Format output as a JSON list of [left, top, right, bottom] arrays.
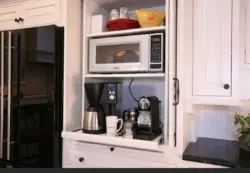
[[83, 82, 122, 134], [134, 96, 162, 140]]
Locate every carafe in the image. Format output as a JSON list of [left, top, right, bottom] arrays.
[[122, 108, 138, 138]]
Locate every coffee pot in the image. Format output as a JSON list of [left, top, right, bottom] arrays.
[[122, 107, 138, 138]]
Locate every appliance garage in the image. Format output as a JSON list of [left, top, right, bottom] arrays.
[[62, 0, 171, 154], [62, 0, 178, 167]]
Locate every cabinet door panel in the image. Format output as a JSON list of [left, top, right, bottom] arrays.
[[23, 0, 61, 27], [192, 0, 232, 96], [0, 6, 19, 30]]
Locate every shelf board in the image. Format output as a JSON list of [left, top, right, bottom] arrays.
[[87, 26, 166, 38], [62, 130, 163, 151], [84, 73, 165, 78]]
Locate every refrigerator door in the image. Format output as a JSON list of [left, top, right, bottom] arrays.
[[0, 31, 20, 168], [0, 26, 64, 168]]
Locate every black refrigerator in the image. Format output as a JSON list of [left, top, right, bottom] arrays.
[[0, 25, 64, 168]]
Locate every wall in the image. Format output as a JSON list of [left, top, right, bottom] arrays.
[[192, 66, 250, 141], [84, 78, 166, 126], [188, 60, 250, 142], [122, 78, 165, 124]]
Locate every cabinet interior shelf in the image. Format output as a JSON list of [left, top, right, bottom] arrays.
[[84, 73, 165, 78], [86, 26, 166, 38]]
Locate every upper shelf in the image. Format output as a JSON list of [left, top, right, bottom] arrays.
[[86, 26, 166, 38]]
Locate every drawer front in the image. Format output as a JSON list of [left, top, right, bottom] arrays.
[[66, 148, 176, 168], [69, 140, 164, 162], [23, 0, 61, 27]]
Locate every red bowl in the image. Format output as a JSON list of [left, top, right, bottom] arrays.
[[106, 19, 140, 31]]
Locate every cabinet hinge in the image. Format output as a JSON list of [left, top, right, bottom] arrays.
[[173, 78, 180, 106], [174, 132, 177, 146]]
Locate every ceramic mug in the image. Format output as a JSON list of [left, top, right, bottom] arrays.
[[106, 116, 123, 137]]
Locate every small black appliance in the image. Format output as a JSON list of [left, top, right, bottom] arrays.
[[134, 96, 162, 141], [83, 82, 122, 134]]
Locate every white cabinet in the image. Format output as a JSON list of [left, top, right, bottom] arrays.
[[0, 1, 24, 30], [65, 148, 175, 168], [178, 0, 241, 107], [23, 0, 61, 27], [0, 0, 62, 31], [192, 0, 232, 97], [63, 140, 176, 168], [192, 162, 229, 168]]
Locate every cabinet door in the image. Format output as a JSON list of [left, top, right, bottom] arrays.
[[23, 0, 61, 28], [0, 4, 20, 31], [192, 0, 232, 96]]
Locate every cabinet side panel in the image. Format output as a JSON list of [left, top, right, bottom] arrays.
[[63, 0, 82, 131]]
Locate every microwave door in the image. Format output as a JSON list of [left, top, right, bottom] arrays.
[[89, 35, 149, 73]]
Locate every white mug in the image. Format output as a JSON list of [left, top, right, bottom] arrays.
[[106, 116, 123, 137]]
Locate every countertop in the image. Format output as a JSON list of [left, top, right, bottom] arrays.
[[182, 137, 250, 168]]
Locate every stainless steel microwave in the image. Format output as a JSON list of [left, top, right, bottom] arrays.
[[88, 33, 164, 73]]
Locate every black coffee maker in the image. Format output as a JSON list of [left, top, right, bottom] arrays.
[[82, 82, 122, 134], [134, 96, 162, 141]]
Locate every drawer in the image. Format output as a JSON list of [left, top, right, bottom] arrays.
[[66, 147, 176, 168], [68, 140, 164, 162], [23, 0, 61, 27]]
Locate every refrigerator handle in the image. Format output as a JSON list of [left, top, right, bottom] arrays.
[[7, 31, 12, 160], [0, 32, 4, 159]]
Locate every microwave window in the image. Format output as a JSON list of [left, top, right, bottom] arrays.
[[96, 43, 140, 64]]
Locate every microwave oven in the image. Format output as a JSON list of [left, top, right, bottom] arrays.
[[89, 33, 164, 73]]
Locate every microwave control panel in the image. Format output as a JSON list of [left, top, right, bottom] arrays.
[[149, 33, 164, 72]]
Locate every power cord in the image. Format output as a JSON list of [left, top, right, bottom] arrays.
[[129, 78, 139, 103]]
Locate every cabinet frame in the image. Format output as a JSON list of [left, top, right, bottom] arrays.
[[240, 0, 250, 69]]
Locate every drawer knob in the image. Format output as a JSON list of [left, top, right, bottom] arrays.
[[14, 18, 19, 23], [18, 17, 24, 22], [224, 84, 230, 90], [79, 157, 84, 162], [110, 147, 115, 152]]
